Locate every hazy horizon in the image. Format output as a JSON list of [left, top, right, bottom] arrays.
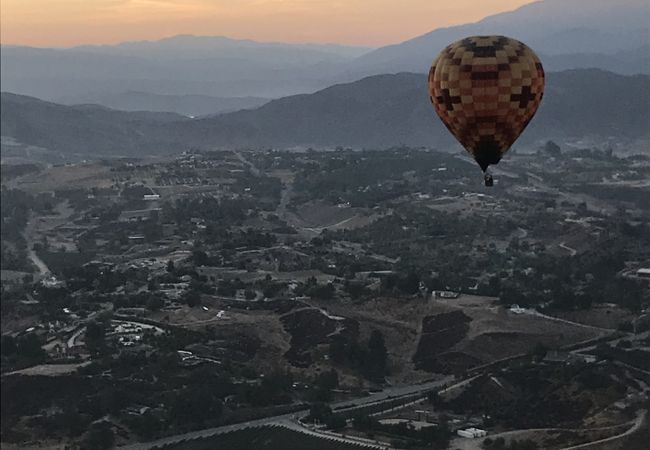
[[1, 0, 534, 48]]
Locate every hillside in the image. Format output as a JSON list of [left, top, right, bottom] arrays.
[[2, 69, 649, 158], [158, 69, 650, 150], [0, 94, 187, 157]]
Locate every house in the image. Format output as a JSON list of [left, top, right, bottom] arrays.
[[637, 268, 650, 279], [509, 304, 527, 314], [143, 194, 160, 201], [434, 290, 460, 299], [118, 208, 161, 222]]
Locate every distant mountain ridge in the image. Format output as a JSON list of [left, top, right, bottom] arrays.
[[343, 0, 649, 77], [1, 0, 648, 112], [68, 34, 372, 59], [2, 69, 648, 159], [0, 35, 371, 103], [57, 91, 269, 117]]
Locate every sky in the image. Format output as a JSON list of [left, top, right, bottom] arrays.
[[1, 0, 535, 48]]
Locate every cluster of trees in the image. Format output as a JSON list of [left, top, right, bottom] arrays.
[[307, 403, 346, 430], [233, 174, 282, 207], [244, 370, 294, 406], [311, 369, 339, 402], [329, 330, 388, 381], [496, 244, 648, 312], [295, 277, 335, 301], [164, 197, 250, 228], [293, 148, 462, 207], [443, 364, 625, 429], [1, 333, 46, 371], [380, 272, 421, 296]]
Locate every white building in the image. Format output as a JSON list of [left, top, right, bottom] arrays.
[[457, 428, 487, 438], [637, 268, 650, 279], [509, 304, 526, 314]]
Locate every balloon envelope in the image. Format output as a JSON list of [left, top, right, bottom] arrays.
[[428, 36, 544, 171]]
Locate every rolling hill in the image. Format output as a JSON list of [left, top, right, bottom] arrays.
[[0, 94, 188, 157], [2, 69, 649, 158]]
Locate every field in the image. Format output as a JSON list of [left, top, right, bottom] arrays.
[[8, 163, 115, 193]]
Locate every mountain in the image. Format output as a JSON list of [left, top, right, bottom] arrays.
[[168, 69, 650, 149], [69, 35, 371, 60], [3, 69, 648, 159], [0, 35, 372, 102], [2, 0, 648, 112], [343, 0, 650, 77], [57, 91, 269, 117]]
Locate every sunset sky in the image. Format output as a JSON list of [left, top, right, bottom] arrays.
[[1, 0, 534, 48]]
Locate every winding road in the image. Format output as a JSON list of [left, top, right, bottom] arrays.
[[118, 376, 454, 449]]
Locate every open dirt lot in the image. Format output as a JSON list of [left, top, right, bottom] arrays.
[[11, 163, 115, 193], [316, 294, 605, 384]]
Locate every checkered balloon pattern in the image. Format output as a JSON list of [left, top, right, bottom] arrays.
[[428, 36, 545, 172]]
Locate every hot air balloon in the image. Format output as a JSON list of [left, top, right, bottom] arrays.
[[428, 36, 544, 186]]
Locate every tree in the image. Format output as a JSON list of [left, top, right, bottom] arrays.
[[398, 271, 420, 295], [192, 250, 209, 266], [308, 402, 332, 423], [329, 336, 347, 364], [313, 369, 339, 401], [325, 415, 347, 430], [16, 334, 45, 360], [85, 321, 106, 354], [1, 335, 17, 356], [365, 330, 388, 379], [166, 259, 175, 272], [170, 387, 223, 426], [146, 295, 165, 311], [183, 289, 201, 307], [532, 342, 548, 361], [147, 279, 159, 291], [81, 422, 114, 450]]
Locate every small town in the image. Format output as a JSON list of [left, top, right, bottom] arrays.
[[2, 145, 649, 449]]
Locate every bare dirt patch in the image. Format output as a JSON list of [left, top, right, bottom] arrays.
[[412, 311, 472, 372], [552, 305, 635, 330]]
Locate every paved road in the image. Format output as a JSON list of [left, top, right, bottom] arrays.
[[278, 420, 391, 449], [451, 411, 645, 450], [531, 310, 615, 333], [66, 327, 86, 348], [560, 410, 646, 450], [234, 151, 260, 177], [559, 242, 578, 257], [27, 249, 50, 276], [118, 376, 453, 449]]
